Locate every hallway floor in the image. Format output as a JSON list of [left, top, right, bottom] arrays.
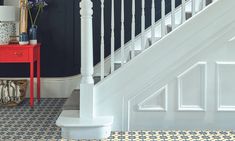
[[0, 98, 234, 141], [0, 98, 65, 140]]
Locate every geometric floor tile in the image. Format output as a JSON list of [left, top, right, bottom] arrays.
[[1, 98, 235, 141], [0, 98, 66, 141]]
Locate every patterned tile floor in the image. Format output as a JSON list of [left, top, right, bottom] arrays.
[[0, 98, 235, 141], [0, 98, 65, 141]]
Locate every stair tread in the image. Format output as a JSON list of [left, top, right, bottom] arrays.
[[93, 76, 103, 84], [166, 23, 180, 28], [63, 89, 80, 110], [145, 37, 161, 48], [57, 110, 113, 127], [166, 24, 181, 32], [206, 0, 213, 5]]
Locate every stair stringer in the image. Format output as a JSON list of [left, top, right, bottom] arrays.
[[94, 0, 235, 131]]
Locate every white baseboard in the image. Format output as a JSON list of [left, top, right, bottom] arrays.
[[4, 0, 19, 7], [0, 75, 81, 98]]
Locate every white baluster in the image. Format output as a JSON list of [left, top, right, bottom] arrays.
[[202, 0, 215, 9], [141, 0, 145, 50], [161, 0, 166, 37], [171, 0, 175, 30], [121, 0, 125, 65], [80, 0, 94, 119], [192, 0, 195, 16], [202, 0, 206, 9], [111, 0, 115, 73], [100, 0, 105, 80], [151, 0, 155, 44], [131, 0, 135, 59], [181, 0, 186, 23]]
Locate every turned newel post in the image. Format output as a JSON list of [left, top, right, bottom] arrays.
[[80, 0, 94, 119]]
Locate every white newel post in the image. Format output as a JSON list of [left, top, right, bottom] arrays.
[[80, 0, 94, 119], [56, 1, 113, 139]]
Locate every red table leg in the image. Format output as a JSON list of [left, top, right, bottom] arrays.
[[37, 47, 40, 102], [30, 61, 34, 107]]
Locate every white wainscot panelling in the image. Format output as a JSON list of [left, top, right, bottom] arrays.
[[137, 85, 168, 112], [177, 62, 207, 111], [128, 85, 169, 130], [217, 62, 235, 111]]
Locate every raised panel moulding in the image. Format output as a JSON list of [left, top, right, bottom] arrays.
[[137, 85, 168, 112], [216, 62, 235, 111], [177, 62, 207, 111]]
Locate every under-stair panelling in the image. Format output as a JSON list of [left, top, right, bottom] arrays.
[[93, 0, 235, 130]]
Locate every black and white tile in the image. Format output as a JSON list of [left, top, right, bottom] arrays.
[[0, 98, 66, 141], [1, 98, 235, 141]]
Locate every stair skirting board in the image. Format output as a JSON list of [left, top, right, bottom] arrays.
[[0, 75, 81, 98]]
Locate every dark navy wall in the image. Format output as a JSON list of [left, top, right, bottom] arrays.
[[0, 0, 3, 5], [0, 0, 181, 77]]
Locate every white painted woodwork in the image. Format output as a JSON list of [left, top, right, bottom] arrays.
[[3, 0, 20, 6], [131, 0, 135, 59], [93, 0, 203, 77], [100, 0, 105, 80], [171, 0, 176, 30], [36, 1, 209, 97], [56, 110, 113, 140], [121, 0, 125, 65], [161, 0, 166, 37], [94, 0, 235, 130], [30, 0, 220, 97], [0, 75, 80, 98], [181, 0, 186, 23], [202, 0, 206, 9], [151, 0, 155, 43], [216, 62, 235, 111], [57, 0, 114, 139], [80, 0, 94, 119], [177, 62, 207, 111], [138, 85, 168, 112], [111, 0, 115, 73], [141, 0, 145, 50], [192, 0, 196, 15]]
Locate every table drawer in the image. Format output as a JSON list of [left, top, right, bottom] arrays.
[[0, 48, 29, 61]]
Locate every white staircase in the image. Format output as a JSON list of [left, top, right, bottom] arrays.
[[56, 0, 235, 139]]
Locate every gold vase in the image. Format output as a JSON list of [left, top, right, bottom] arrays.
[[19, 0, 28, 34]]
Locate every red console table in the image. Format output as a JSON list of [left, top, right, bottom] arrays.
[[0, 44, 40, 107]]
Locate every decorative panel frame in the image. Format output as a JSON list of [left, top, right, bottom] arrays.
[[177, 62, 207, 111], [137, 85, 168, 112], [216, 62, 235, 111]]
